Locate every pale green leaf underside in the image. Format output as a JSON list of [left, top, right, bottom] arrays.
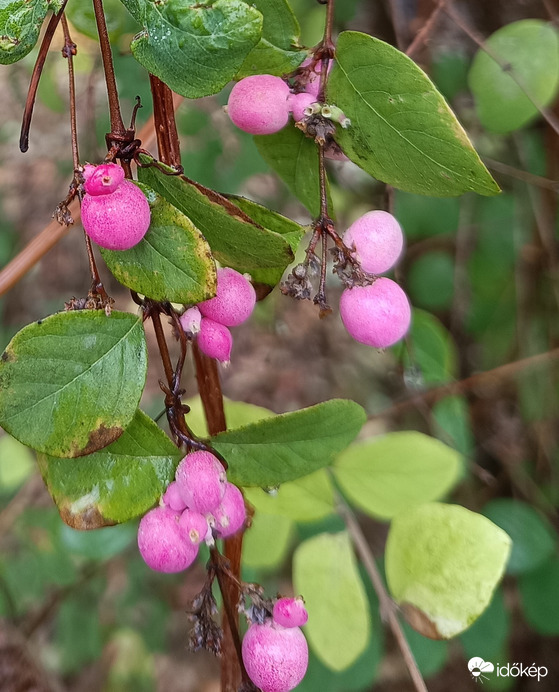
[[386, 503, 511, 639], [243, 512, 294, 569], [328, 31, 500, 197], [0, 310, 147, 458], [100, 184, 216, 304], [469, 19, 559, 133], [0, 0, 63, 64], [333, 432, 462, 519], [37, 409, 182, 529], [293, 531, 371, 671], [120, 0, 262, 98]]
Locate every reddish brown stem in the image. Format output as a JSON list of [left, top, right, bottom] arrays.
[[20, 0, 69, 152], [149, 74, 182, 167]]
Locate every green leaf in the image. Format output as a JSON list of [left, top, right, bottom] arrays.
[[210, 399, 366, 487], [183, 396, 274, 438], [0, 310, 147, 458], [254, 126, 323, 217], [394, 191, 460, 240], [333, 432, 462, 520], [482, 499, 556, 575], [408, 252, 455, 311], [518, 555, 559, 635], [386, 503, 511, 639], [460, 588, 510, 663], [328, 31, 500, 197], [0, 0, 63, 65], [468, 20, 559, 133], [432, 396, 474, 457], [401, 309, 458, 385], [66, 0, 128, 42], [236, 0, 304, 78], [37, 409, 182, 529], [120, 0, 262, 98], [242, 511, 294, 570], [0, 433, 34, 491], [100, 184, 216, 304], [244, 470, 335, 521], [401, 622, 449, 678], [293, 531, 371, 671], [138, 165, 294, 272], [59, 522, 136, 560]]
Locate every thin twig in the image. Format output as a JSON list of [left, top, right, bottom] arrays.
[[336, 496, 428, 692], [406, 0, 447, 58], [483, 157, 559, 191]]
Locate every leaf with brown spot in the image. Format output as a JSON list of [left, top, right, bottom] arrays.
[[0, 310, 147, 457], [38, 409, 183, 527]]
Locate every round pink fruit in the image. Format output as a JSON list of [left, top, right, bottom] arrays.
[[228, 75, 291, 135], [81, 180, 151, 250], [180, 306, 202, 336], [213, 483, 246, 538], [273, 597, 308, 629], [288, 91, 317, 122], [198, 318, 233, 364], [137, 506, 198, 573], [198, 267, 256, 327], [343, 210, 404, 274], [162, 481, 188, 512], [302, 57, 333, 97], [178, 509, 211, 545], [83, 162, 125, 196], [242, 622, 309, 692], [175, 450, 227, 515], [340, 279, 411, 348]]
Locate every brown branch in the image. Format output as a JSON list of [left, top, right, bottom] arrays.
[[406, 0, 447, 58], [149, 75, 182, 167], [483, 157, 559, 191], [337, 497, 428, 692]]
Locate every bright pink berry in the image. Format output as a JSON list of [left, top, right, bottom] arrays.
[[162, 481, 188, 512], [212, 483, 246, 538], [242, 622, 309, 692], [83, 162, 125, 196], [175, 450, 227, 515], [137, 506, 198, 573], [228, 75, 291, 135], [288, 92, 317, 122], [180, 306, 202, 336], [340, 279, 411, 348], [197, 318, 233, 364], [302, 57, 333, 97], [343, 210, 404, 274], [81, 180, 151, 250], [273, 597, 308, 629], [198, 267, 256, 327], [178, 509, 211, 545]]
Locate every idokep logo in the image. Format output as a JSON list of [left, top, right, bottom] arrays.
[[468, 657, 548, 683]]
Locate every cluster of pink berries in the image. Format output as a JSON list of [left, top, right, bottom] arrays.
[[180, 267, 256, 365], [227, 59, 343, 136], [340, 210, 411, 348], [81, 162, 151, 251], [243, 597, 309, 692], [137, 450, 246, 573]]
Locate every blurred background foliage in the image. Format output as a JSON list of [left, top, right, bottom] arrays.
[[1, 0, 559, 690]]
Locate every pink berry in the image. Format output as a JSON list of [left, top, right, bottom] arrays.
[[212, 483, 246, 538], [81, 180, 151, 250], [242, 623, 309, 692], [198, 267, 256, 327], [180, 306, 202, 336], [197, 318, 233, 364], [175, 450, 227, 515], [288, 92, 317, 122], [162, 481, 187, 512], [83, 162, 125, 196], [273, 597, 308, 629], [178, 509, 211, 545], [339, 279, 411, 348], [302, 57, 333, 97], [343, 210, 404, 274], [228, 75, 291, 135], [137, 506, 198, 573]]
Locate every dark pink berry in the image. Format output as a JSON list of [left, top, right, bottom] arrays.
[[178, 509, 211, 545], [242, 622, 309, 692], [339, 278, 411, 348], [273, 597, 308, 629], [162, 481, 187, 512], [198, 267, 256, 327], [179, 306, 202, 336], [175, 450, 227, 515], [213, 483, 246, 538], [137, 506, 198, 573], [228, 75, 291, 135], [288, 92, 317, 122], [343, 210, 404, 274], [197, 318, 233, 364], [83, 162, 125, 196], [81, 180, 151, 250]]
